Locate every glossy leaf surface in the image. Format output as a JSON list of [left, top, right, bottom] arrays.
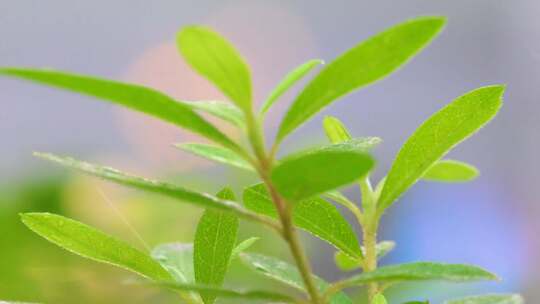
[[194, 188, 239, 304], [277, 17, 446, 141], [178, 27, 252, 112], [35, 153, 273, 226], [21, 213, 170, 281], [261, 59, 323, 114], [423, 159, 479, 182], [379, 85, 504, 211], [243, 184, 362, 258], [271, 141, 375, 201], [175, 143, 253, 171], [0, 68, 238, 151]]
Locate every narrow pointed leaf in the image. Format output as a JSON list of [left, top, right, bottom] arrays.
[[444, 294, 524, 304], [187, 100, 246, 128], [175, 143, 254, 171], [194, 188, 239, 304], [151, 243, 200, 303], [423, 160, 479, 182], [341, 262, 497, 287], [0, 68, 239, 151], [178, 27, 252, 112], [20, 213, 171, 281], [160, 282, 296, 303], [231, 237, 259, 259], [244, 184, 362, 258], [240, 253, 352, 304], [323, 116, 352, 144], [34, 153, 277, 228], [271, 141, 375, 201], [277, 17, 446, 141], [261, 59, 324, 114], [379, 85, 505, 212]]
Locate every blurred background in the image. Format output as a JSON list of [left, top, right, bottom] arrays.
[[1, 0, 538, 303]]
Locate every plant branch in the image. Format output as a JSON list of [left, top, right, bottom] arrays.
[[246, 109, 321, 304], [264, 179, 322, 304]]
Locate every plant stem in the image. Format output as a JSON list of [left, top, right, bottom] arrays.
[[359, 176, 380, 303], [246, 111, 321, 304], [264, 177, 322, 304], [363, 220, 379, 302]]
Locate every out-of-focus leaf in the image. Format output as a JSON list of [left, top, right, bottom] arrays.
[[0, 68, 239, 151], [20, 213, 171, 281], [194, 188, 239, 304], [151, 243, 200, 303], [240, 253, 352, 304], [334, 251, 361, 271], [160, 282, 296, 303], [243, 184, 362, 259], [373, 293, 388, 304], [151, 239, 260, 303], [34, 153, 276, 228], [444, 294, 524, 304], [340, 262, 497, 287], [175, 143, 254, 171], [231, 237, 259, 259], [187, 100, 246, 128], [177, 27, 252, 112], [276, 17, 446, 141], [423, 160, 479, 182], [379, 85, 505, 212], [323, 116, 353, 144], [261, 59, 324, 114], [271, 141, 375, 201]]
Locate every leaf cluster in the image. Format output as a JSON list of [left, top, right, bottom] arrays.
[[0, 16, 522, 304]]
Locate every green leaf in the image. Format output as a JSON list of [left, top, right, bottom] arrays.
[[261, 59, 324, 114], [277, 17, 446, 141], [423, 160, 479, 182], [243, 184, 362, 259], [194, 188, 239, 304], [334, 241, 395, 271], [271, 141, 375, 201], [178, 26, 252, 112], [444, 294, 524, 304], [334, 251, 361, 271], [240, 253, 352, 304], [379, 85, 505, 212], [175, 143, 254, 171], [373, 293, 388, 304], [231, 237, 259, 259], [323, 116, 353, 144], [186, 100, 246, 128], [151, 243, 200, 303], [0, 68, 239, 152], [34, 153, 277, 228], [341, 262, 497, 287], [160, 282, 296, 303], [20, 213, 171, 281]]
